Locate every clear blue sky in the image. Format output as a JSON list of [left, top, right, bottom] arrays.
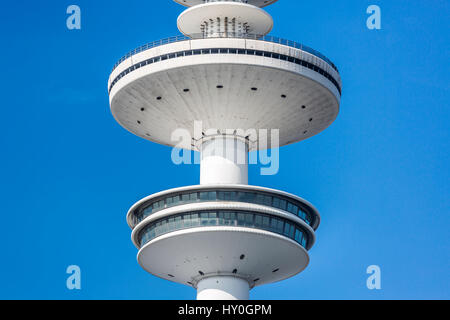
[[0, 0, 448, 300]]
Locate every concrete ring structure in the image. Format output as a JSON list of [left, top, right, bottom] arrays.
[[108, 0, 342, 300], [126, 184, 321, 230]]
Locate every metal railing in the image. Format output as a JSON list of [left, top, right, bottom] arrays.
[[111, 33, 339, 73]]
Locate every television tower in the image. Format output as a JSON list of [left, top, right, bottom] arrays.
[[108, 0, 341, 300]]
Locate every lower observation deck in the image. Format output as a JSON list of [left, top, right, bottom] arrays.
[[128, 185, 317, 288], [136, 208, 313, 250]]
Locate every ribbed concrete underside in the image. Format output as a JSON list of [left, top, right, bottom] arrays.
[[138, 228, 309, 288], [111, 63, 339, 150]]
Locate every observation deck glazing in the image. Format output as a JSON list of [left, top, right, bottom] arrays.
[[130, 188, 319, 229], [138, 209, 311, 249]]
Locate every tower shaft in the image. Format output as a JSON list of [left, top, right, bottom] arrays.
[[200, 136, 249, 185], [197, 276, 250, 300]]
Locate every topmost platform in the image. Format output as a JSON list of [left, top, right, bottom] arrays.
[[174, 0, 279, 8]]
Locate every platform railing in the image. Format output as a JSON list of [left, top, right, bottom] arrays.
[[111, 33, 339, 73]]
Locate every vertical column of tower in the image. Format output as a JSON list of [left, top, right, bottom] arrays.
[[178, 0, 274, 186], [200, 136, 249, 185]]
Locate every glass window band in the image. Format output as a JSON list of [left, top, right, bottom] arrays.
[[109, 47, 341, 95], [138, 209, 311, 250], [133, 189, 316, 229]]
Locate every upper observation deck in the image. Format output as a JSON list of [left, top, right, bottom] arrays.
[[107, 33, 341, 151], [110, 34, 339, 74]]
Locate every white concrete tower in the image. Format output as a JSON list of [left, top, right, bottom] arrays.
[[108, 0, 341, 300]]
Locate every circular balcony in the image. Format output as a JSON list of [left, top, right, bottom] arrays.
[[136, 208, 313, 249], [110, 34, 339, 75], [127, 184, 320, 230]]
